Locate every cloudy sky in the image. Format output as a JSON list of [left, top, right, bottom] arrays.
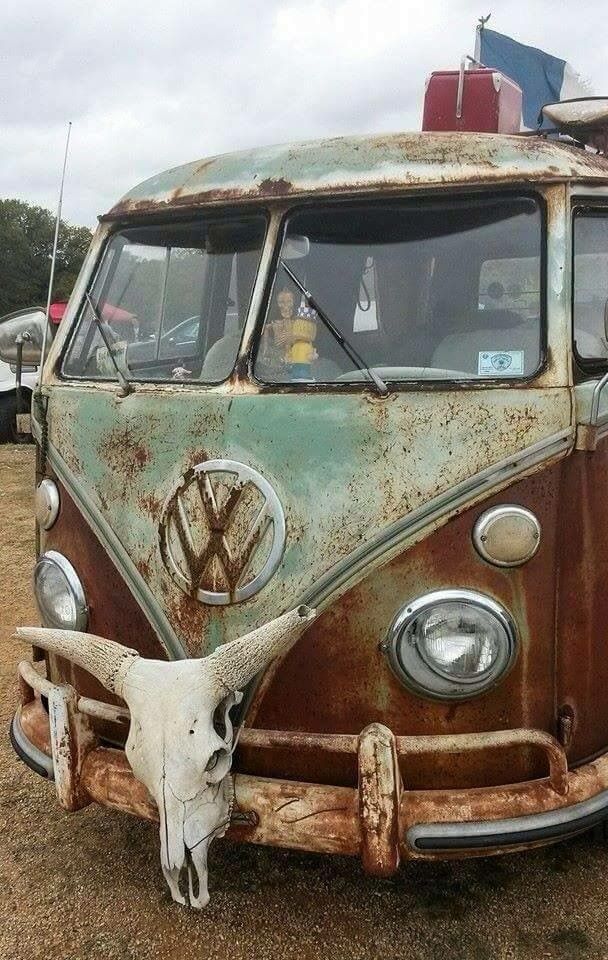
[[2, 0, 606, 227]]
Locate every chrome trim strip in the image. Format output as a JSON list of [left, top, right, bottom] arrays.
[[301, 427, 574, 609], [32, 418, 185, 659], [10, 708, 54, 780], [591, 372, 608, 425], [407, 787, 608, 851]]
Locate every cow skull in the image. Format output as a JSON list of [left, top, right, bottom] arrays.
[[18, 605, 315, 907]]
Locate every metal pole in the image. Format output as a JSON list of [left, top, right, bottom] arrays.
[[474, 25, 481, 63], [475, 14, 491, 65], [15, 336, 23, 430], [456, 57, 466, 118], [40, 121, 72, 376], [14, 332, 33, 441]]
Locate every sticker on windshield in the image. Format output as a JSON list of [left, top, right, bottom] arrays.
[[478, 350, 524, 376]]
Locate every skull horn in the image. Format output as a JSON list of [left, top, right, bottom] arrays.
[[16, 627, 139, 695], [208, 604, 315, 693]]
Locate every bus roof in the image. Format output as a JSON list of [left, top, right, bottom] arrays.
[[106, 131, 608, 220]]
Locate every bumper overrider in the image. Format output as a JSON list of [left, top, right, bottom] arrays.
[[12, 659, 608, 873]]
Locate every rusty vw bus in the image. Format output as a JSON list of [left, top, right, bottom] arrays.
[[9, 97, 608, 899]]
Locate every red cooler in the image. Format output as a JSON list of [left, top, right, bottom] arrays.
[[423, 68, 523, 134]]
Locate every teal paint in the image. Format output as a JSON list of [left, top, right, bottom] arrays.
[[48, 384, 570, 657]]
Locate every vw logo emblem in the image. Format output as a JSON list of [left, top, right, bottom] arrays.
[[159, 459, 286, 606]]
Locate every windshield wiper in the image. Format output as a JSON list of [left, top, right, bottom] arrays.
[[279, 260, 389, 397], [84, 292, 133, 397]]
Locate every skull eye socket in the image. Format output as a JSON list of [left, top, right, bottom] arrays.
[[212, 703, 228, 740], [205, 751, 220, 772]]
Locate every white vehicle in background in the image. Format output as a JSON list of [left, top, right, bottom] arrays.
[[0, 304, 64, 442]]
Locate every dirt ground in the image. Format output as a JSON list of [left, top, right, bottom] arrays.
[[1, 445, 608, 959]]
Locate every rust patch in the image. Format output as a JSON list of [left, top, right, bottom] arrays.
[[556, 440, 608, 763], [44, 482, 166, 744], [138, 491, 164, 516], [99, 423, 153, 490], [134, 445, 150, 469], [241, 463, 565, 790], [136, 558, 152, 580], [256, 177, 293, 196], [17, 696, 608, 866], [103, 131, 608, 221]]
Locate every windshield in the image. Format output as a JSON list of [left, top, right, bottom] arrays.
[[63, 215, 266, 383], [254, 196, 543, 384]]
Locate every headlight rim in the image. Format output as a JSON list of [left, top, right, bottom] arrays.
[[33, 549, 88, 631], [383, 588, 518, 702]]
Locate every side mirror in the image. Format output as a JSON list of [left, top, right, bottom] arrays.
[[0, 307, 46, 365]]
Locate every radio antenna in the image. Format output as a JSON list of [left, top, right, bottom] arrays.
[[40, 120, 72, 371]]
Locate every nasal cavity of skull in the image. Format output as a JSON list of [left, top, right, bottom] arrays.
[[180, 848, 200, 902]]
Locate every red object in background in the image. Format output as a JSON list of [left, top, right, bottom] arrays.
[[49, 301, 68, 325], [422, 68, 523, 134], [100, 304, 136, 325]]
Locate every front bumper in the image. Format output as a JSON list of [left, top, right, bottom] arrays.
[[13, 659, 608, 876]]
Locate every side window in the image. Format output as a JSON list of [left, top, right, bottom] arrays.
[[573, 212, 608, 363]]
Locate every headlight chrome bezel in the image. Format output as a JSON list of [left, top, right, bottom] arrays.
[[33, 550, 88, 631], [383, 589, 518, 702]]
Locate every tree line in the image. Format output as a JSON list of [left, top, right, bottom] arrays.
[[0, 198, 92, 316]]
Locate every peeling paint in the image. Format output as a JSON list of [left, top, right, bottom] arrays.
[[104, 132, 608, 220]]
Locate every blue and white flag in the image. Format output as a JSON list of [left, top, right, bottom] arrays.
[[479, 28, 590, 129]]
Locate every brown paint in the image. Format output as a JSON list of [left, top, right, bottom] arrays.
[[242, 466, 563, 789], [42, 480, 166, 742], [556, 437, 608, 764]]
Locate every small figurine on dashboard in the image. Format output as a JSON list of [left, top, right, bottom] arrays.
[[286, 304, 318, 381]]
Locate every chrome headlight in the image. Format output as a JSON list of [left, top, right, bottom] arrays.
[[33, 551, 88, 631], [383, 589, 517, 701]]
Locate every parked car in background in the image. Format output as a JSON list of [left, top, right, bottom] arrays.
[[0, 302, 67, 441]]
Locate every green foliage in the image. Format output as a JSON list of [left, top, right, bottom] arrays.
[[0, 198, 92, 315]]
